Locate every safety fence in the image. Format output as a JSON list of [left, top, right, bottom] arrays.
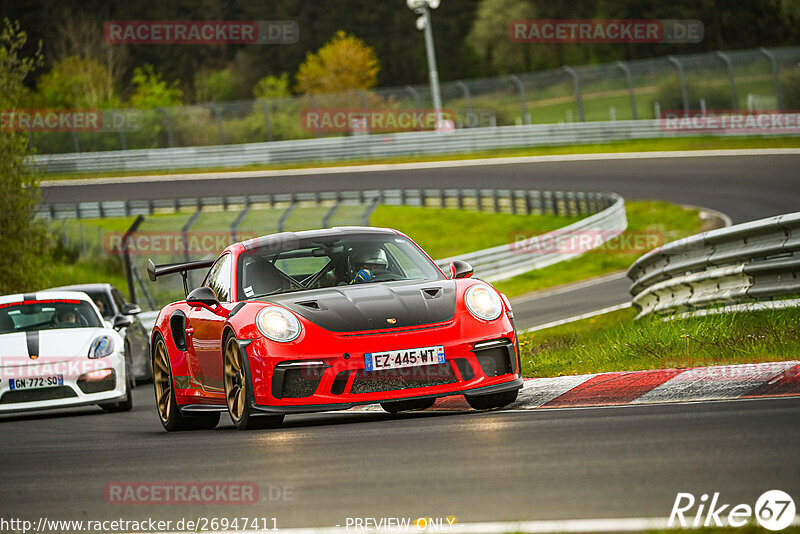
[[41, 188, 626, 308], [26, 46, 800, 159]]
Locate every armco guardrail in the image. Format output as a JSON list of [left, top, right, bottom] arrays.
[[38, 188, 625, 285], [627, 212, 800, 317], [30, 118, 799, 174]]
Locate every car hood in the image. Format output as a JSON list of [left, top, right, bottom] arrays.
[[0, 328, 112, 364], [261, 279, 456, 333]]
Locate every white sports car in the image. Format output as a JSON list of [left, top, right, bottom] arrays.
[[0, 291, 132, 414]]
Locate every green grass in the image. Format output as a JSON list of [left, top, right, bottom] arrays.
[[40, 136, 800, 181], [494, 201, 708, 298], [519, 306, 800, 378], [370, 205, 581, 259], [46, 199, 705, 307]]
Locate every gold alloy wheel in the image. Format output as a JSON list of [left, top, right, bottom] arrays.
[[224, 338, 245, 421], [153, 339, 172, 422]]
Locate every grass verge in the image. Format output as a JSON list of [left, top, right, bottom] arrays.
[[519, 306, 800, 378], [44, 200, 704, 302], [40, 135, 800, 182]]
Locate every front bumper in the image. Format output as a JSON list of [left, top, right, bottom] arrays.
[[240, 312, 522, 414], [0, 353, 127, 414]]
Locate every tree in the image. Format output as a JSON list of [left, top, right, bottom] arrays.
[[194, 68, 235, 103], [129, 65, 183, 109], [253, 73, 291, 100], [0, 19, 46, 294], [468, 0, 537, 74], [36, 55, 117, 108], [295, 31, 379, 95]]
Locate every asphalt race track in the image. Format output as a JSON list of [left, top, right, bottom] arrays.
[[2, 151, 797, 529], [42, 152, 800, 329]]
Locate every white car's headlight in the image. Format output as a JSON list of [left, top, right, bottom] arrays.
[[256, 307, 302, 342], [465, 284, 503, 321], [88, 335, 114, 358]]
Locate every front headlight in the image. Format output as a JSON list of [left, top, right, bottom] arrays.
[[88, 335, 114, 358], [465, 284, 503, 321], [256, 307, 302, 342]]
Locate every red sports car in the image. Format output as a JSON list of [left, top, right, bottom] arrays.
[[147, 227, 522, 431]]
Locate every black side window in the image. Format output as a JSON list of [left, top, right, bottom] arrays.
[[111, 288, 126, 313], [204, 255, 232, 302]]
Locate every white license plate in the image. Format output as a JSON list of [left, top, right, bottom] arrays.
[[9, 375, 64, 390], [364, 345, 445, 372]]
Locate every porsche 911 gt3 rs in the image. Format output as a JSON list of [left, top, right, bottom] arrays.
[[147, 227, 522, 431], [0, 291, 132, 414]]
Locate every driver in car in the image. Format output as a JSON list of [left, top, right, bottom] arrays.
[[348, 246, 389, 284]]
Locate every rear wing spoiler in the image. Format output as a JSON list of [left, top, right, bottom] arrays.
[[147, 259, 215, 295]]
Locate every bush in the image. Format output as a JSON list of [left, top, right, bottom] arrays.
[[653, 76, 733, 112]]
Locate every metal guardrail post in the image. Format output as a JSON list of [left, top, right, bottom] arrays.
[[562, 67, 585, 122], [257, 100, 274, 142], [209, 103, 226, 145], [404, 86, 423, 131], [507, 75, 531, 125], [322, 196, 342, 228], [132, 266, 156, 311], [181, 209, 202, 289], [122, 215, 146, 304], [615, 61, 638, 120], [455, 81, 473, 127], [361, 196, 381, 226], [667, 56, 690, 113], [71, 131, 80, 153], [230, 203, 250, 242], [307, 96, 321, 138], [157, 107, 176, 148], [277, 200, 296, 232], [760, 48, 784, 111], [715, 51, 739, 110]]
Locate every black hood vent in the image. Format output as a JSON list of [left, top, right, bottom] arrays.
[[263, 280, 456, 333]]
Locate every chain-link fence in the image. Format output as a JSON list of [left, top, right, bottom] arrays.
[[29, 46, 800, 155]]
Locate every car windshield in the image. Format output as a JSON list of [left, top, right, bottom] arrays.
[[237, 234, 445, 299], [0, 299, 103, 335]]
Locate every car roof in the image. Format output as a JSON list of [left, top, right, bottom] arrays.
[[0, 291, 95, 305], [46, 283, 113, 293], [240, 226, 398, 251]]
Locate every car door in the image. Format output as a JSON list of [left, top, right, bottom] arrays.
[[187, 254, 232, 394], [111, 287, 149, 378]]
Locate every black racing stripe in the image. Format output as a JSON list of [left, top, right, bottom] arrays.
[[25, 331, 39, 359], [23, 293, 36, 301]]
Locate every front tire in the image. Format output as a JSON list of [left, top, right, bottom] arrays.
[[381, 397, 436, 413], [465, 389, 518, 410], [223, 334, 284, 430], [152, 335, 219, 431]]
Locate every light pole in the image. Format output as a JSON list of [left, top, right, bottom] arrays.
[[407, 0, 443, 126]]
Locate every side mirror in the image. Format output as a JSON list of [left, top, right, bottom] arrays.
[[187, 286, 220, 308], [449, 260, 474, 279], [113, 315, 134, 329], [121, 303, 141, 315]]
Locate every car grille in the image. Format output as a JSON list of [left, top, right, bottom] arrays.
[[0, 387, 77, 404], [350, 363, 456, 394]]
